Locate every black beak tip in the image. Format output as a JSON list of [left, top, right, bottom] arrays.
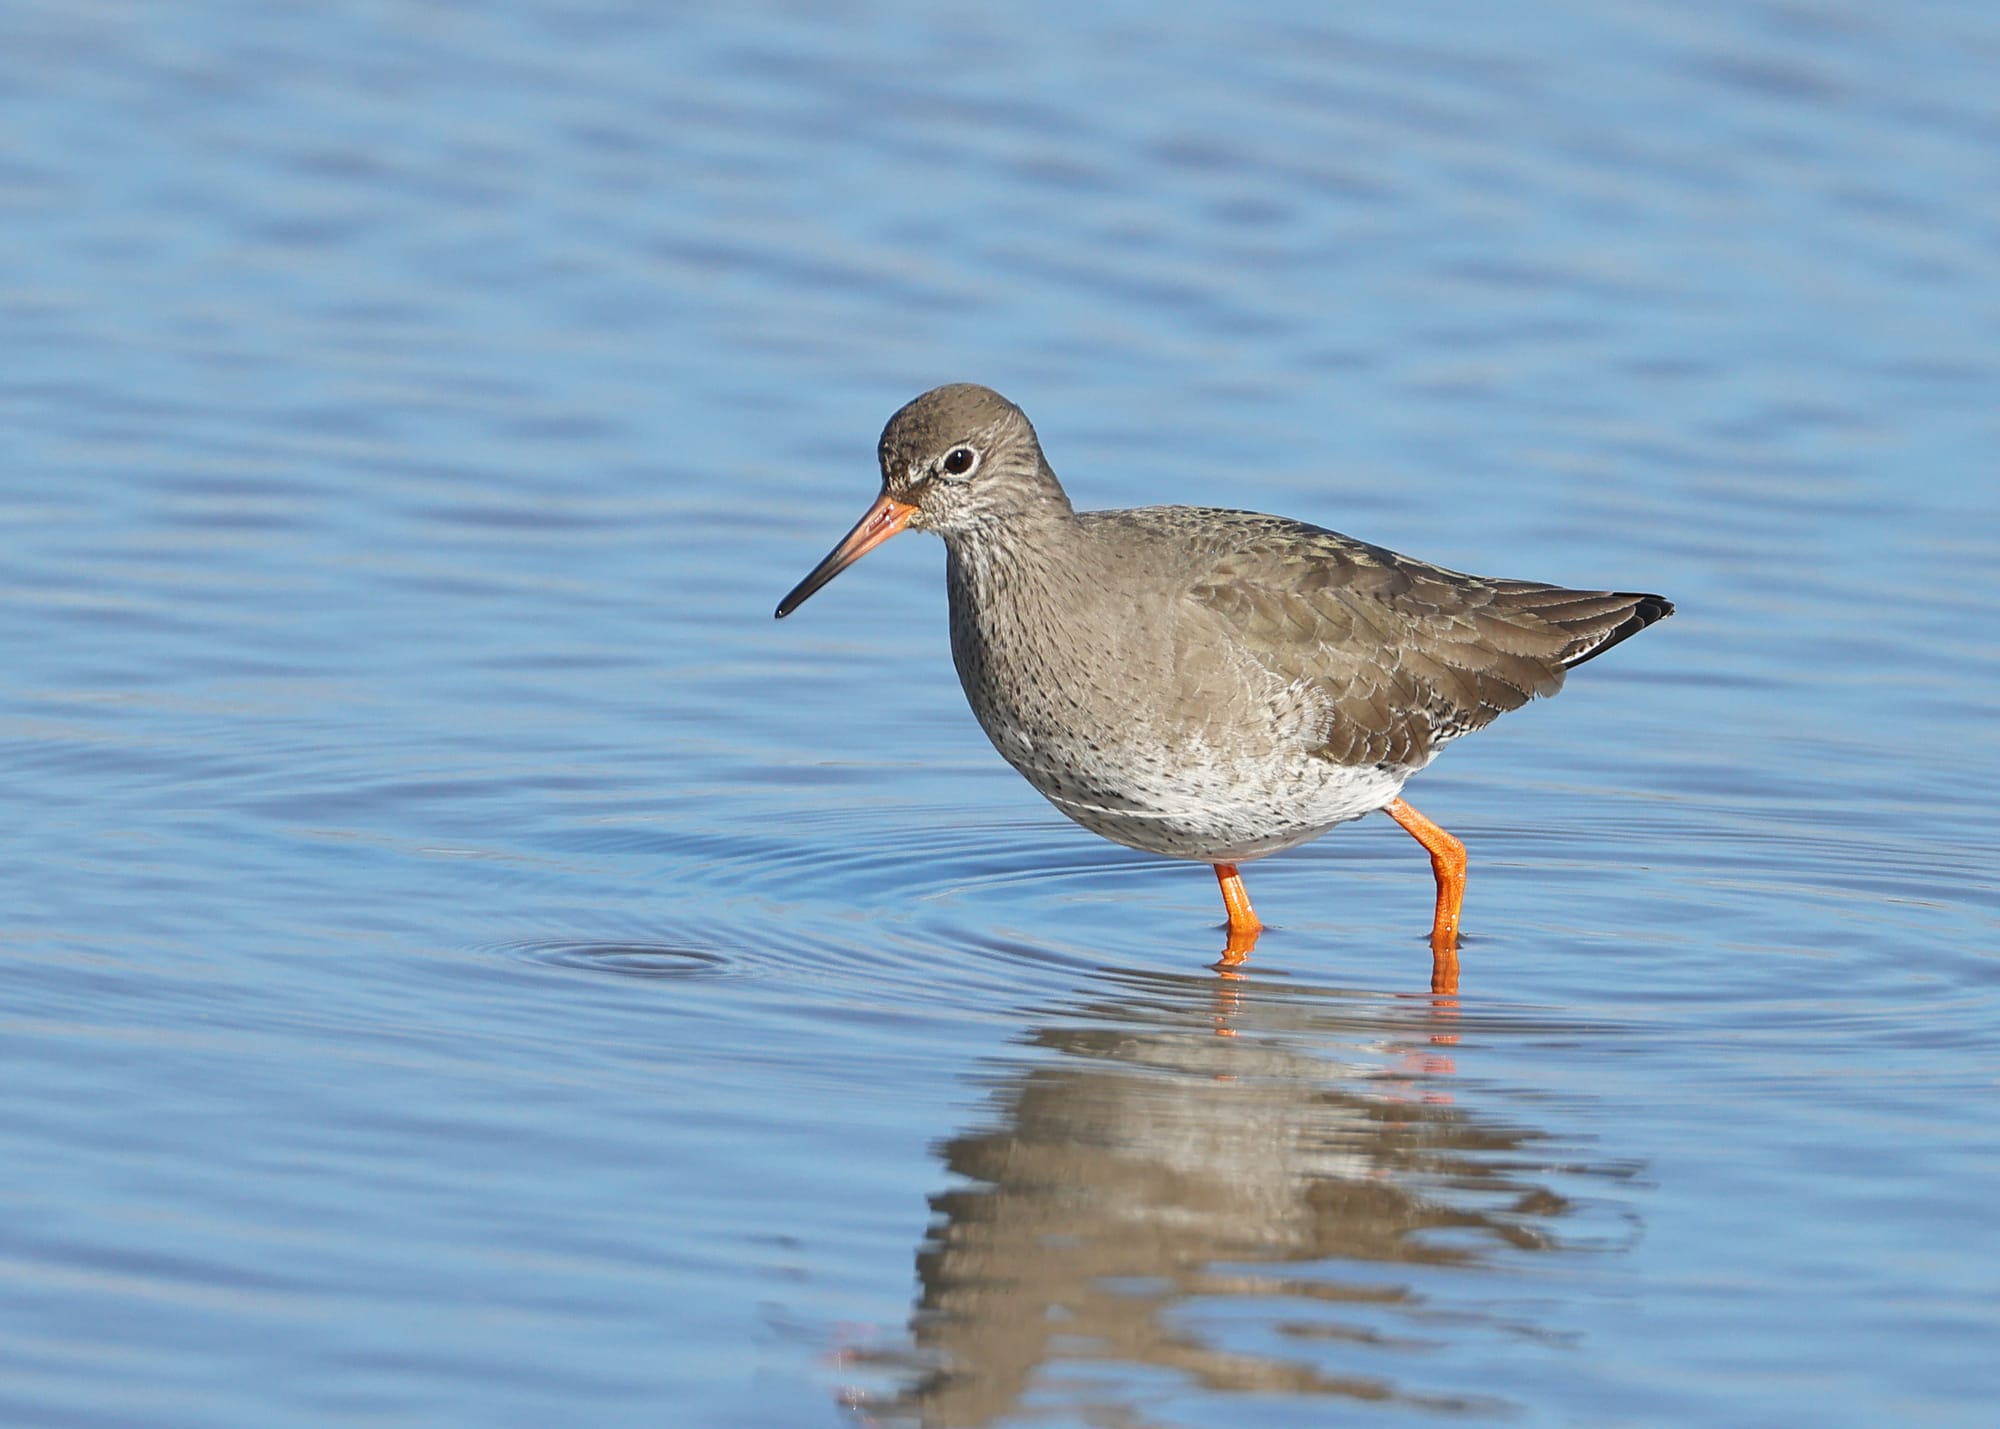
[[773, 581, 815, 620]]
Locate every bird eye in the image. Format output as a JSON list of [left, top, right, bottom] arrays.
[[941, 446, 978, 477]]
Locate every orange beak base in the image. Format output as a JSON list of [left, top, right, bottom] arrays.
[[774, 494, 918, 618]]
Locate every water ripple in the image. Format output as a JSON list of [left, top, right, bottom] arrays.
[[511, 942, 735, 980]]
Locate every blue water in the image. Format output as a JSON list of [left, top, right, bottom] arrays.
[[4, 2, 1997, 1425]]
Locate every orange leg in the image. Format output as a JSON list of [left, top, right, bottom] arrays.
[[1212, 862, 1263, 968], [1381, 798, 1466, 994]]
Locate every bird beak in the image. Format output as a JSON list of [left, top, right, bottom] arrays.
[[774, 493, 918, 618]]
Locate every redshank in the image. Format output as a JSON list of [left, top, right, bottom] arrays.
[[776, 385, 1670, 989]]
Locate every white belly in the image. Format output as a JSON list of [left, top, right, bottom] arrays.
[[997, 722, 1417, 863]]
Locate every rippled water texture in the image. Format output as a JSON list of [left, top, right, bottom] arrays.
[[5, 2, 1997, 1425]]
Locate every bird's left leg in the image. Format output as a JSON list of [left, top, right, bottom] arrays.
[[1382, 799, 1465, 993]]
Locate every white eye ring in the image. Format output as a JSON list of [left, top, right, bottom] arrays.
[[937, 445, 980, 480]]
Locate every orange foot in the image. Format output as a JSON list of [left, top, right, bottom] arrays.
[[1211, 861, 1262, 971], [1383, 798, 1465, 994]]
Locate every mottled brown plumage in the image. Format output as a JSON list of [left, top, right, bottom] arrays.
[[776, 384, 1672, 983], [1178, 514, 1672, 767]]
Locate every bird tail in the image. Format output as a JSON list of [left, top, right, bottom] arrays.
[[1551, 591, 1674, 669]]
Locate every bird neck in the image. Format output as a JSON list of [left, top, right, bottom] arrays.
[[942, 499, 1083, 625]]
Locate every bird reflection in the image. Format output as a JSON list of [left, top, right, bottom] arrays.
[[852, 971, 1637, 1425]]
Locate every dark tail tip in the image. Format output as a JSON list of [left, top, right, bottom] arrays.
[[1628, 593, 1674, 627], [1563, 592, 1674, 669]]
